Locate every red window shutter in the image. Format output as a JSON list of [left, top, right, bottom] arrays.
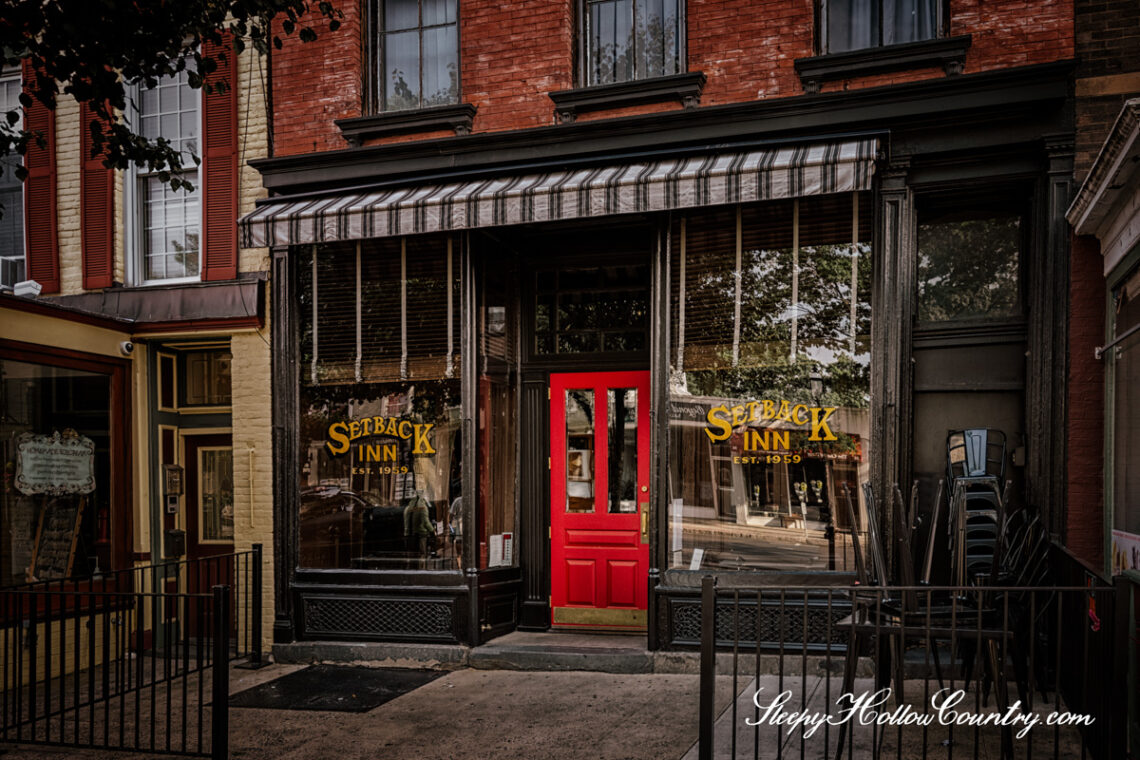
[[201, 34, 239, 282], [80, 101, 114, 289], [21, 60, 59, 293]]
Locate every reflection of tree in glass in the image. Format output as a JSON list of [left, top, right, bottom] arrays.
[[388, 62, 458, 111], [171, 232, 199, 275], [681, 240, 871, 409], [917, 216, 1020, 322], [591, 8, 678, 85]]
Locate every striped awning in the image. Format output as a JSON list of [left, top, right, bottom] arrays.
[[239, 138, 878, 248]]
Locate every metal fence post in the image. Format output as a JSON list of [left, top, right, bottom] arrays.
[[212, 585, 230, 760], [699, 574, 716, 760], [1110, 575, 1132, 759], [251, 544, 263, 665]]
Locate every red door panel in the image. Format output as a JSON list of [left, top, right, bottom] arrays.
[[550, 371, 649, 629]]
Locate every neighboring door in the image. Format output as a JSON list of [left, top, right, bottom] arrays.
[[183, 434, 235, 630], [550, 371, 650, 630]]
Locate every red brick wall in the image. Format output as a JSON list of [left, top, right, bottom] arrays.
[[1066, 233, 1105, 567], [271, 0, 1073, 155], [271, 3, 363, 156]]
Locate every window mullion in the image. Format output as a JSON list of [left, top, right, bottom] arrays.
[[850, 192, 860, 355], [790, 199, 800, 363]]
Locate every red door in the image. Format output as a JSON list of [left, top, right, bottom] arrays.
[[550, 371, 650, 630]]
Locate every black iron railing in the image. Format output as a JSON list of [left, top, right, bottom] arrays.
[[0, 548, 264, 759], [698, 578, 1130, 760]]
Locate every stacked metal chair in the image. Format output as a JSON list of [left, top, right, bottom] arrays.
[[946, 429, 1006, 585]]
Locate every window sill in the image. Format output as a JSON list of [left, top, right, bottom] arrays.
[[794, 35, 972, 94], [548, 71, 706, 124], [335, 103, 477, 146]]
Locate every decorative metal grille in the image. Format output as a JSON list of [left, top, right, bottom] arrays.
[[670, 597, 850, 650], [303, 596, 453, 639]]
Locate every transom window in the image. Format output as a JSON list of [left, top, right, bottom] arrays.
[[374, 0, 459, 112], [132, 68, 200, 283], [584, 0, 681, 86], [0, 69, 23, 289], [822, 0, 939, 54]]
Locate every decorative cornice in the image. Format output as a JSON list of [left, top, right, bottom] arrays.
[[794, 35, 972, 94], [335, 103, 478, 146], [1067, 98, 1140, 236], [249, 60, 1073, 196], [548, 72, 706, 124]]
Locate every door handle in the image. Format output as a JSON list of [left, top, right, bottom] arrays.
[[640, 502, 649, 544]]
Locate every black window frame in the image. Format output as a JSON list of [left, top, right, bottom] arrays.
[[366, 0, 462, 114], [817, 0, 948, 56], [578, 0, 686, 88]]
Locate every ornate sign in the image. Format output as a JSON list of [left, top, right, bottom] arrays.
[[15, 431, 96, 496]]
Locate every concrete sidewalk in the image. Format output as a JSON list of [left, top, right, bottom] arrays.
[[2, 662, 738, 760]]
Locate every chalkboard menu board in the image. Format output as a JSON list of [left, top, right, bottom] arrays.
[[28, 498, 85, 582]]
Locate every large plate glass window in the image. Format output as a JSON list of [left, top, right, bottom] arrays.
[[822, 0, 939, 54], [584, 0, 681, 86], [0, 359, 115, 586], [668, 193, 872, 573], [298, 236, 462, 571]]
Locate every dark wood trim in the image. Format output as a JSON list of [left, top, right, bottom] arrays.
[[647, 222, 670, 650], [271, 245, 299, 643], [461, 232, 480, 644], [795, 35, 972, 95], [912, 319, 1029, 348], [249, 61, 1073, 196], [1030, 136, 1074, 538], [872, 158, 916, 578], [548, 72, 706, 124], [335, 103, 478, 146]]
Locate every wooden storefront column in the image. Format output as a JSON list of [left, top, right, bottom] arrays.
[[871, 158, 916, 577]]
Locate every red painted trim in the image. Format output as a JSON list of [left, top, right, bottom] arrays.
[[201, 34, 239, 282], [21, 60, 59, 293], [131, 315, 262, 334]]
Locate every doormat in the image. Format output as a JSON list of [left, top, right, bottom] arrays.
[[228, 665, 445, 712]]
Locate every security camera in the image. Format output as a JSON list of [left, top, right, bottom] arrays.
[[119, 341, 135, 356]]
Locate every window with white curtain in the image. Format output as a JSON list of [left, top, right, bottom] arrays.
[[0, 68, 23, 289], [585, 0, 681, 86], [822, 0, 939, 54], [376, 0, 459, 112]]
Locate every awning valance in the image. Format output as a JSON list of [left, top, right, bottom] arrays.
[[239, 138, 878, 248]]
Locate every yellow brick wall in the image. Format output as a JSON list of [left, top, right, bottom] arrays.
[[54, 96, 82, 295]]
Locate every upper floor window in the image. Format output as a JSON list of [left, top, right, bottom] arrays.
[[130, 67, 200, 284], [374, 0, 459, 112], [584, 0, 681, 86], [0, 69, 23, 289], [822, 0, 939, 54]]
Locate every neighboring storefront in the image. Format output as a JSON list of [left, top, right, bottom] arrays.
[[1067, 95, 1140, 760], [245, 62, 1073, 649], [0, 298, 137, 590]]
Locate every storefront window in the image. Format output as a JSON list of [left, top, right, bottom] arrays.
[[668, 193, 872, 573], [916, 206, 1022, 323], [534, 263, 649, 355], [0, 360, 114, 586], [1111, 265, 1140, 575], [298, 236, 462, 571], [477, 254, 518, 568]]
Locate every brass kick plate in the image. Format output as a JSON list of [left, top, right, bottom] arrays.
[[552, 607, 647, 628]]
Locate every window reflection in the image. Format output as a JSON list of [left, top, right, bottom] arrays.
[[566, 390, 595, 513], [668, 194, 872, 573], [607, 389, 638, 513]]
